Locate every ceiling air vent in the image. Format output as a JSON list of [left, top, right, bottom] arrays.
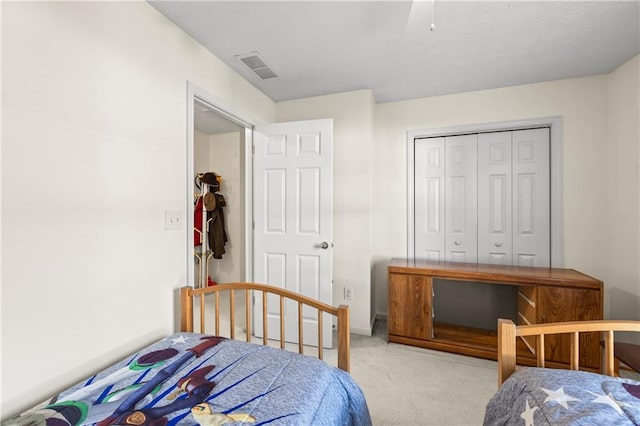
[[235, 52, 278, 80]]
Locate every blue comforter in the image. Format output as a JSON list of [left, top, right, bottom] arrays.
[[7, 333, 371, 426], [484, 367, 640, 425]]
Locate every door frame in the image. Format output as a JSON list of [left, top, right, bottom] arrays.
[[406, 116, 563, 267], [186, 82, 255, 287]]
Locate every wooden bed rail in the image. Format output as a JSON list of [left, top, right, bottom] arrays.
[[180, 283, 350, 372], [498, 319, 640, 386]]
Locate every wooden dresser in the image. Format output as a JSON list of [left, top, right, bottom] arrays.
[[388, 258, 604, 370]]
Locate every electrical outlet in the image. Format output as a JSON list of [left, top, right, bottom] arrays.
[[165, 210, 183, 231], [344, 287, 352, 301]]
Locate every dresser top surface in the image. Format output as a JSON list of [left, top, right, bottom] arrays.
[[388, 258, 602, 287]]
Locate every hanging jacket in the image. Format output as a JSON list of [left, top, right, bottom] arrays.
[[194, 196, 205, 246], [208, 193, 228, 259]]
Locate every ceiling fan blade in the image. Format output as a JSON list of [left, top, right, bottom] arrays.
[[404, 0, 434, 41]]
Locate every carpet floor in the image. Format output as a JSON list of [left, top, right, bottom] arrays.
[[342, 321, 498, 425]]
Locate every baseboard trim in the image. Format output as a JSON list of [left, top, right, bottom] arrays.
[[351, 325, 373, 337]]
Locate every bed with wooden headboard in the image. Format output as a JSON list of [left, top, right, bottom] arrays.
[[484, 319, 640, 425], [7, 283, 371, 426], [179, 282, 351, 371]]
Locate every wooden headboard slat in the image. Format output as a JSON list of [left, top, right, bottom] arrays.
[[180, 283, 351, 372], [200, 294, 206, 334], [279, 295, 285, 350], [215, 292, 220, 336], [605, 330, 615, 376], [570, 332, 579, 370], [318, 309, 323, 360], [262, 291, 268, 346], [497, 318, 640, 386], [298, 301, 304, 354], [245, 289, 251, 343]]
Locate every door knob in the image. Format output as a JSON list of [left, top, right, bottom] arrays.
[[320, 241, 329, 249]]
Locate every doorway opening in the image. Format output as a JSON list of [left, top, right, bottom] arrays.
[[186, 83, 254, 290], [186, 84, 335, 346]]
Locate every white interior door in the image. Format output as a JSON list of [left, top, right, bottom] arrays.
[[253, 119, 333, 348]]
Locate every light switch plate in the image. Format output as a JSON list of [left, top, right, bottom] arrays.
[[165, 210, 183, 231]]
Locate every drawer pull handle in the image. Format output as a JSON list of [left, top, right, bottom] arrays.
[[454, 241, 461, 246], [495, 242, 502, 247]]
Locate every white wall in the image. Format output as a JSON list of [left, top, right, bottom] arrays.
[[276, 90, 376, 334], [607, 55, 640, 343], [2, 2, 638, 417], [194, 130, 245, 286], [194, 130, 211, 179], [208, 131, 244, 284], [275, 68, 640, 336], [1, 2, 274, 418], [372, 64, 640, 329], [372, 75, 613, 316]]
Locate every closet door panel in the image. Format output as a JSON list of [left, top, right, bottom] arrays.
[[445, 135, 477, 263], [414, 137, 445, 260], [512, 128, 550, 267], [478, 132, 513, 265]]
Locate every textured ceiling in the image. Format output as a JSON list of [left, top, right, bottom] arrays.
[[150, 1, 640, 103]]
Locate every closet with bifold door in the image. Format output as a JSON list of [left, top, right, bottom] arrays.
[[413, 126, 551, 339], [414, 127, 551, 267]]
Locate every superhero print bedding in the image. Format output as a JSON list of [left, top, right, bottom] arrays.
[[6, 333, 371, 426]]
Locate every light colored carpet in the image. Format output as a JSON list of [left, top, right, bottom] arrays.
[[338, 321, 498, 425]]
